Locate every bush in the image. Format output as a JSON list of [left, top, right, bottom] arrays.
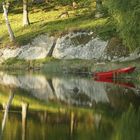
[[55, 0, 92, 6], [105, 0, 140, 50], [56, 0, 72, 5]]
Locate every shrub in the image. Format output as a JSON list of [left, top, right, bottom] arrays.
[[105, 0, 140, 50]]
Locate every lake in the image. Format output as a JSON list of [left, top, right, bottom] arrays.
[[0, 71, 140, 140]]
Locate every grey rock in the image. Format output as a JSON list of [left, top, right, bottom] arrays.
[[18, 34, 55, 60], [0, 48, 21, 60], [18, 47, 48, 60], [52, 32, 108, 60], [31, 34, 55, 48]]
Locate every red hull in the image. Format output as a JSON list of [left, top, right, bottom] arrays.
[[94, 66, 136, 79]]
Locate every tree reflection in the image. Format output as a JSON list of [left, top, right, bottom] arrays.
[[22, 102, 29, 140], [0, 89, 14, 139]]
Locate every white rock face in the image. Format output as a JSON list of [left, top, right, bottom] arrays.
[[18, 35, 55, 60], [18, 47, 47, 60], [31, 34, 55, 50], [0, 34, 55, 61], [52, 32, 108, 59], [0, 32, 138, 62], [0, 48, 22, 59]]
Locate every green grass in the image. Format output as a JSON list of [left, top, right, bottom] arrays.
[[0, 57, 57, 70], [0, 1, 115, 47], [1, 57, 140, 81], [0, 57, 97, 75]]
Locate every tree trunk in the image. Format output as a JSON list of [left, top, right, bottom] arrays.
[[23, 0, 30, 26], [96, 0, 103, 11], [95, 0, 104, 18], [6, 0, 10, 13], [2, 2, 15, 42]]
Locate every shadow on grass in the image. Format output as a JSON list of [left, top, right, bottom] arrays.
[[1, 8, 114, 46], [9, 1, 56, 14], [16, 13, 110, 44]]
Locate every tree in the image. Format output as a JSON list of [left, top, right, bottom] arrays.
[[106, 0, 139, 49], [2, 2, 15, 42], [23, 0, 30, 26], [95, 0, 104, 18]]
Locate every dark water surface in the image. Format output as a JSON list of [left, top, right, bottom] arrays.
[[0, 72, 140, 140]]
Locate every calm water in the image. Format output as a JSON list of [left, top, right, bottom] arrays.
[[0, 71, 140, 140]]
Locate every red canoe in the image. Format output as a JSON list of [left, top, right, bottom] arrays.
[[94, 66, 136, 79]]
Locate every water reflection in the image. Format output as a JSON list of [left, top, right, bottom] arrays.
[[0, 72, 139, 107], [0, 72, 140, 140], [0, 106, 140, 140], [0, 90, 14, 139], [94, 77, 135, 89]]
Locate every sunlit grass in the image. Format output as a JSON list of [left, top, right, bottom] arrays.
[[0, 2, 114, 47]]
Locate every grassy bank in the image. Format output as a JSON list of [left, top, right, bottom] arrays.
[[1, 57, 140, 80], [0, 1, 115, 47]]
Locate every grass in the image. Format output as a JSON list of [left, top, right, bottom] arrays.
[[0, 57, 57, 70], [0, 1, 115, 47], [1, 56, 140, 80]]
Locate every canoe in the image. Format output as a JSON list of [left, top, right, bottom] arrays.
[[94, 66, 136, 79]]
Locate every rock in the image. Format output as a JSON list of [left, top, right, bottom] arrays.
[[31, 34, 55, 51], [95, 12, 104, 18], [103, 37, 130, 61], [119, 48, 140, 62], [0, 32, 138, 62], [18, 47, 48, 60], [0, 34, 56, 61], [52, 32, 107, 60], [18, 34, 55, 60], [0, 48, 21, 60]]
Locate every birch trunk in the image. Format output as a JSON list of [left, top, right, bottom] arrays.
[[2, 2, 15, 42], [96, 0, 103, 12], [95, 0, 104, 18], [23, 0, 30, 26]]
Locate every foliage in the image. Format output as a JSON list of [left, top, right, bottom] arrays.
[[56, 0, 72, 5], [105, 0, 140, 50], [55, 0, 93, 6]]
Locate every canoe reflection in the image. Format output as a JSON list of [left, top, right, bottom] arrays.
[[94, 77, 135, 89]]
